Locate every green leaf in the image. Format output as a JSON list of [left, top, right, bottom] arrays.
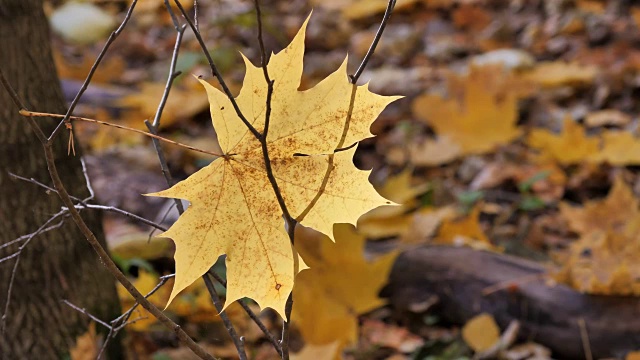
[[518, 170, 551, 193], [456, 190, 485, 206], [518, 195, 545, 211]]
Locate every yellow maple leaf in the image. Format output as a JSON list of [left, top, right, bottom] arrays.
[[559, 176, 638, 235], [293, 224, 397, 348], [412, 67, 522, 155], [149, 16, 399, 317], [555, 178, 640, 295], [528, 116, 599, 165], [435, 206, 499, 251], [291, 341, 340, 360], [592, 131, 640, 166], [70, 322, 98, 360]]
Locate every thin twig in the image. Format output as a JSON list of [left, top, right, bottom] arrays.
[[25, 105, 214, 360], [80, 158, 95, 201], [144, 23, 187, 214], [173, 0, 262, 140], [164, 0, 181, 31], [349, 0, 396, 84], [9, 172, 86, 204], [204, 274, 247, 360], [281, 294, 293, 360], [75, 204, 168, 231], [10, 171, 167, 230], [208, 270, 283, 356], [193, 0, 199, 31], [62, 299, 111, 329], [1, 210, 67, 334], [578, 318, 593, 360], [21, 110, 223, 157], [48, 0, 140, 143], [0, 217, 67, 252]]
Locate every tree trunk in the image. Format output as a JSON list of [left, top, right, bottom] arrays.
[[0, 1, 122, 358]]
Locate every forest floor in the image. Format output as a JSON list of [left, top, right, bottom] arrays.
[[49, 0, 640, 359]]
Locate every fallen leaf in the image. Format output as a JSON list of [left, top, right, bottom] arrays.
[[555, 231, 640, 295], [559, 177, 638, 235], [462, 313, 500, 353], [412, 66, 524, 155], [409, 135, 462, 166], [584, 109, 631, 128], [70, 322, 98, 360], [627, 351, 640, 360], [149, 16, 399, 317], [342, 0, 420, 20], [452, 4, 491, 31], [436, 206, 498, 250], [117, 80, 210, 129], [293, 224, 398, 348], [291, 341, 340, 360], [361, 319, 424, 353], [50, 2, 116, 44], [528, 116, 599, 165], [358, 169, 429, 238], [592, 131, 640, 166], [556, 178, 640, 295], [401, 206, 456, 244], [117, 270, 172, 331], [54, 50, 125, 84], [524, 61, 598, 88]]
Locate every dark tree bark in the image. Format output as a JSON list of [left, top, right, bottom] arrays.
[[0, 1, 122, 358]]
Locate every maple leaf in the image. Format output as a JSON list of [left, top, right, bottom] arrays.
[[292, 224, 397, 349], [555, 178, 640, 295], [592, 131, 640, 166], [412, 66, 523, 155], [559, 176, 639, 235], [435, 206, 499, 251], [149, 16, 399, 317], [527, 116, 599, 165]]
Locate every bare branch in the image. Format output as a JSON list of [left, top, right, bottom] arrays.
[[204, 273, 247, 360], [208, 270, 283, 356], [172, 0, 262, 140], [350, 0, 396, 84], [62, 299, 112, 329], [48, 0, 140, 143], [1, 210, 67, 335], [21, 110, 223, 157]]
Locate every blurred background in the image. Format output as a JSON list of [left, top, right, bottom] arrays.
[[46, 0, 640, 359]]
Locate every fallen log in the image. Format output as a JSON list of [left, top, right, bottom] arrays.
[[383, 246, 640, 359]]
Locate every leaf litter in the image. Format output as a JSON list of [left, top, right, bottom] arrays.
[[50, 0, 640, 358]]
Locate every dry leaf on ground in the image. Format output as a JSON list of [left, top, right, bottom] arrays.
[[412, 66, 525, 155], [528, 116, 599, 165], [435, 206, 499, 250], [592, 131, 640, 166], [293, 224, 398, 349], [559, 177, 638, 235], [291, 341, 340, 360], [524, 61, 598, 88], [70, 322, 98, 360], [462, 313, 500, 352]]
